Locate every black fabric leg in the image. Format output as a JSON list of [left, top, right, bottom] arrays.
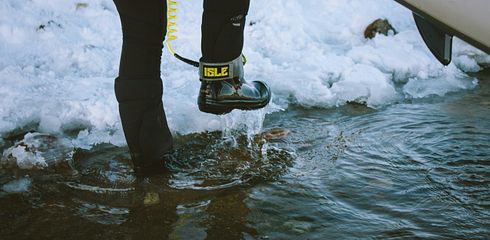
[[114, 0, 167, 79], [201, 0, 250, 62], [113, 0, 172, 171]]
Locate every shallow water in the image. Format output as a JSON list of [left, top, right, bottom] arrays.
[[1, 69, 490, 239]]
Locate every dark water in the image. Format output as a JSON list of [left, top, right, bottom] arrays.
[[1, 69, 490, 239]]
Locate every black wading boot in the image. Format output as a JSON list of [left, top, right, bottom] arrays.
[[198, 55, 271, 114], [118, 98, 173, 176], [116, 77, 173, 177], [199, 0, 270, 115]]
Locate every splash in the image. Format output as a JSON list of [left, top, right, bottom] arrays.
[[219, 108, 267, 148]]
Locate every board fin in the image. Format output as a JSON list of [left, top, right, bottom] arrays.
[[413, 13, 453, 65]]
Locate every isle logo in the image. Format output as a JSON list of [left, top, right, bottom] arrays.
[[203, 65, 229, 79]]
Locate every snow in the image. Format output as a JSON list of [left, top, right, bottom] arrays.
[[1, 0, 489, 159]]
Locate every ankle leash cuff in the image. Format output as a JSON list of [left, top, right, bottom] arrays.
[[199, 55, 244, 81]]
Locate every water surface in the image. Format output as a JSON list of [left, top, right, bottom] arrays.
[[1, 69, 490, 239]]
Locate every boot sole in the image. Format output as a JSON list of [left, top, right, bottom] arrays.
[[198, 96, 271, 115]]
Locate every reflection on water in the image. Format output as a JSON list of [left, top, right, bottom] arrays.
[[1, 70, 490, 239], [0, 126, 294, 239], [167, 131, 293, 190]]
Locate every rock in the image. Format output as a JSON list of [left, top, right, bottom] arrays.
[[364, 18, 397, 39], [261, 128, 290, 141], [252, 128, 290, 145]]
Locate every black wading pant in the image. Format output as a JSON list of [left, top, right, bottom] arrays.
[[113, 0, 250, 169]]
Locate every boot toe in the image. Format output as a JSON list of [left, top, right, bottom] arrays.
[[252, 81, 271, 100], [198, 79, 271, 114]]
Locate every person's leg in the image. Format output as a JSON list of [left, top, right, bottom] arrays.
[[198, 0, 271, 114], [113, 0, 172, 174], [201, 0, 250, 62]]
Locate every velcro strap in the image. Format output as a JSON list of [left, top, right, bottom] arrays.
[[199, 55, 243, 81]]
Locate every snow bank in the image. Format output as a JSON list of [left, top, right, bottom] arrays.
[[0, 0, 488, 150]]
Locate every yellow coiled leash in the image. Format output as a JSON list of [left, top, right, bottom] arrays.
[[166, 0, 200, 67], [165, 0, 247, 67]]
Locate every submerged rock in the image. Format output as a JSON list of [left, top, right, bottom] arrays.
[[261, 128, 290, 141], [364, 18, 397, 39], [143, 192, 160, 206], [284, 220, 314, 234]]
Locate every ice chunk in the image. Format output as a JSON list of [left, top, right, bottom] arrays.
[[2, 178, 31, 193]]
